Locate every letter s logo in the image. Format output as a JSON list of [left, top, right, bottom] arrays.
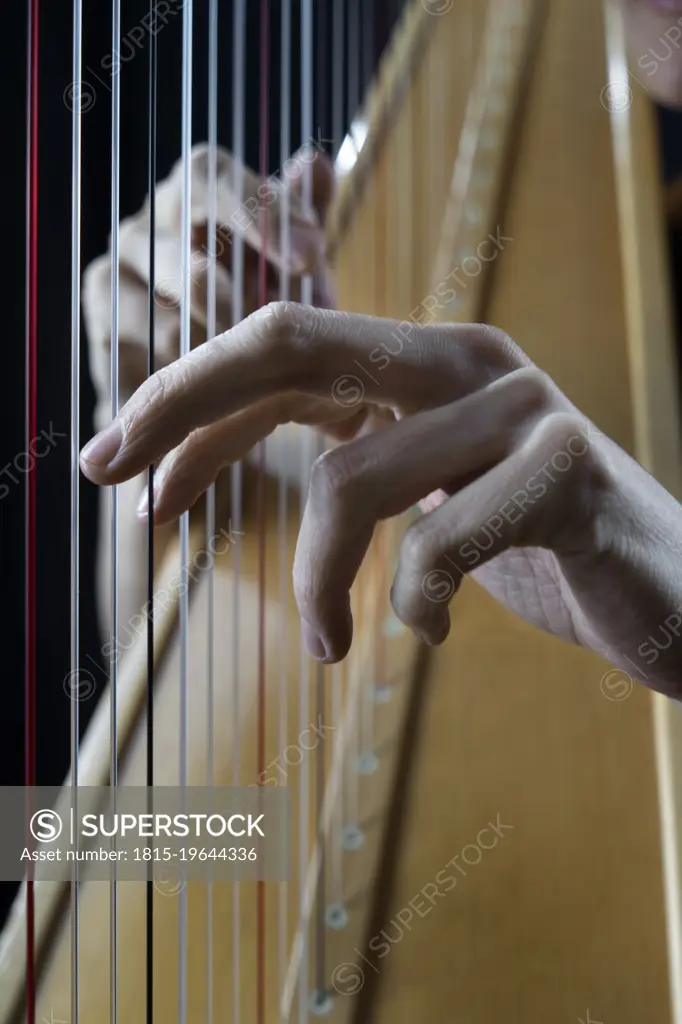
[[30, 809, 63, 843]]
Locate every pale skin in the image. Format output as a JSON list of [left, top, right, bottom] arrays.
[[80, 2, 682, 694], [80, 253, 682, 696]]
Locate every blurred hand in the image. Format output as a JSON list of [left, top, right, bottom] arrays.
[[83, 140, 335, 414], [82, 142, 335, 642], [80, 304, 682, 695]]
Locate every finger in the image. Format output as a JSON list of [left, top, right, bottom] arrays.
[[82, 254, 181, 393], [79, 304, 526, 485], [392, 411, 600, 645], [281, 145, 335, 225], [140, 399, 285, 523], [291, 368, 560, 661], [145, 396, 373, 524]]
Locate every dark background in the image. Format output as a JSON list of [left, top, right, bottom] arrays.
[[0, 0, 681, 925]]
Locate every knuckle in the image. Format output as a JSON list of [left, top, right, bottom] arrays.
[[570, 426, 613, 491], [308, 447, 359, 508], [547, 411, 587, 447], [532, 412, 617, 547], [252, 300, 298, 349], [400, 518, 439, 574], [190, 143, 233, 203], [264, 299, 295, 328], [475, 324, 532, 373], [190, 142, 211, 178], [506, 366, 557, 410], [536, 412, 610, 484]]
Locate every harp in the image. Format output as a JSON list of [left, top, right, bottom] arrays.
[[5, 0, 682, 1022]]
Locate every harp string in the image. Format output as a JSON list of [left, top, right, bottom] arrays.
[[348, 0, 359, 126], [330, 658, 344, 911], [363, 0, 373, 93], [313, 661, 327, 1009], [109, 0, 121, 788], [330, 0, 346, 918], [299, 0, 314, 1015], [361, 0, 377, 778], [342, 3, 360, 846], [372, 0, 390, 717], [69, 0, 84, 1020], [346, 590, 360, 837], [205, 3, 219, 1024], [257, 4, 270, 1024], [231, 2, 246, 1021], [178, 1, 193, 1022], [332, 0, 344, 165], [109, 0, 122, 1018], [314, 0, 328, 1005], [145, 1, 157, 1022], [25, 0, 39, 1020], [278, 0, 292, 1016]]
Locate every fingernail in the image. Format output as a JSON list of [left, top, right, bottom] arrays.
[[302, 620, 329, 662], [80, 421, 123, 469]]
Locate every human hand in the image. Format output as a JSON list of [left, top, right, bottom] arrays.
[[82, 141, 335, 416], [79, 304, 682, 695]]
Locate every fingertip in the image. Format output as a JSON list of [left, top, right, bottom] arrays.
[[427, 610, 451, 646], [298, 602, 353, 665], [79, 421, 123, 479], [144, 490, 188, 527], [414, 612, 450, 648], [302, 620, 330, 662], [325, 603, 354, 664]]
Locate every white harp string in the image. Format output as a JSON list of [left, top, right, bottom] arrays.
[[70, 1, 84, 1022], [231, 4, 246, 1022], [349, 0, 359, 132], [330, 0, 346, 916], [109, 1, 121, 1021], [343, 0, 360, 837], [145, 3, 157, 1024], [360, 0, 377, 778], [179, 2, 193, 1023], [205, 4, 219, 1024]]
